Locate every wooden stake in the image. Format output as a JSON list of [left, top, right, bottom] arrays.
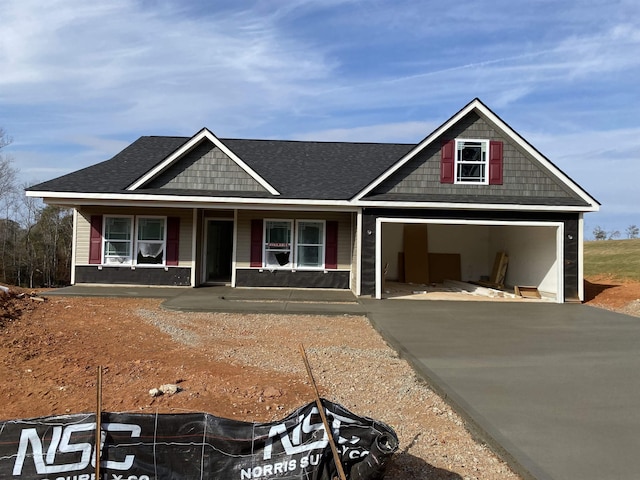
[[299, 344, 347, 480], [95, 366, 102, 480]]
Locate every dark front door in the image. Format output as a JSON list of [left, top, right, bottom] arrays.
[[204, 220, 233, 283]]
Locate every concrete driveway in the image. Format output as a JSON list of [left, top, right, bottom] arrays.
[[362, 298, 640, 480]]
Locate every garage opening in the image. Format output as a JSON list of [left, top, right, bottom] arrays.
[[376, 219, 564, 303]]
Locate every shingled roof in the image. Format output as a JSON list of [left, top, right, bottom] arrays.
[[28, 136, 415, 201]]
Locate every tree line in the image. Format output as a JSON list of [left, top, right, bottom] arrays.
[[592, 225, 639, 241], [0, 128, 73, 288]]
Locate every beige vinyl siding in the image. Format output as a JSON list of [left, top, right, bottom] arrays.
[[236, 210, 352, 269], [75, 207, 193, 266], [75, 210, 92, 264]]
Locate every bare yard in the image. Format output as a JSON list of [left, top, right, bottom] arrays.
[[2, 277, 638, 479]]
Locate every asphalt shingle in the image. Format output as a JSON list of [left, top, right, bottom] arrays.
[[27, 136, 415, 200]]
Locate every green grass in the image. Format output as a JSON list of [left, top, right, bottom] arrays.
[[584, 238, 640, 281]]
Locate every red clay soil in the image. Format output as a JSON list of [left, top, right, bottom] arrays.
[[2, 277, 639, 422], [1, 290, 306, 421], [584, 275, 640, 312], [1, 278, 639, 479]]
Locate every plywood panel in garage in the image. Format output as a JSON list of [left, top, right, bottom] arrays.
[[404, 224, 429, 284]]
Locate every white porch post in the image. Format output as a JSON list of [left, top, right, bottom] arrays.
[[191, 208, 198, 287]]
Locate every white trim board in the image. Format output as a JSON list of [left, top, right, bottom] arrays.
[[27, 190, 598, 213], [374, 217, 565, 303]]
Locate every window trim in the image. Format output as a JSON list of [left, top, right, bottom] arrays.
[[101, 215, 168, 267], [262, 218, 327, 270], [135, 216, 167, 266], [454, 138, 489, 185], [102, 215, 134, 265], [295, 219, 326, 270], [263, 219, 293, 270]]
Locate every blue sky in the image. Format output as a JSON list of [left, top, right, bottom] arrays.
[[1, 0, 638, 237]]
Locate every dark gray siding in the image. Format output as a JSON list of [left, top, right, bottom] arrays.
[[235, 270, 349, 289], [372, 112, 582, 204], [147, 140, 268, 193], [75, 266, 191, 286]]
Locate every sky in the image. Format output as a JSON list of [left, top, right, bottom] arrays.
[[1, 0, 639, 238]]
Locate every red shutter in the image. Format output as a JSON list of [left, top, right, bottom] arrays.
[[489, 141, 503, 185], [89, 215, 103, 264], [166, 217, 180, 266], [250, 219, 263, 267], [440, 140, 455, 184], [325, 221, 338, 269]]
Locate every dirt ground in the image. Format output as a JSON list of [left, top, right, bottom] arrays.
[[2, 277, 639, 479]]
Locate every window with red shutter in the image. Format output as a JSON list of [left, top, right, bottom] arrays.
[[489, 140, 504, 185], [89, 215, 103, 264], [250, 219, 263, 267], [325, 221, 338, 269], [166, 217, 180, 266], [440, 140, 455, 184]]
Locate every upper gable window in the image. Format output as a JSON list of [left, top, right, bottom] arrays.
[[440, 139, 503, 185], [456, 139, 488, 184]]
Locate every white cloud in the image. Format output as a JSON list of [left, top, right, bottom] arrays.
[[1, 0, 639, 231], [0, 0, 336, 135]]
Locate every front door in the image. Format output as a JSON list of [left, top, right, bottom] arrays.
[[204, 219, 233, 284]]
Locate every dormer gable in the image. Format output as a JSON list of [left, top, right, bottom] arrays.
[[127, 128, 279, 195], [355, 98, 599, 210]]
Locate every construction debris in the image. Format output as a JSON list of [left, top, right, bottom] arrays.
[[160, 383, 181, 395], [515, 286, 542, 299], [443, 280, 519, 299], [0, 285, 46, 329], [149, 383, 182, 397]]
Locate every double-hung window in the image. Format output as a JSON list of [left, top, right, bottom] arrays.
[[102, 216, 167, 265], [103, 216, 133, 264], [455, 139, 488, 184], [263, 219, 325, 269], [136, 217, 166, 264], [264, 220, 293, 268], [296, 221, 324, 268]]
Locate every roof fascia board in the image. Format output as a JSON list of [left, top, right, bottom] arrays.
[[29, 190, 598, 213], [38, 199, 359, 213], [355, 199, 598, 212], [126, 128, 280, 196], [27, 191, 356, 209], [354, 98, 600, 209]]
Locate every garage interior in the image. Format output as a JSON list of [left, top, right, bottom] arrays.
[[380, 221, 562, 302]]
